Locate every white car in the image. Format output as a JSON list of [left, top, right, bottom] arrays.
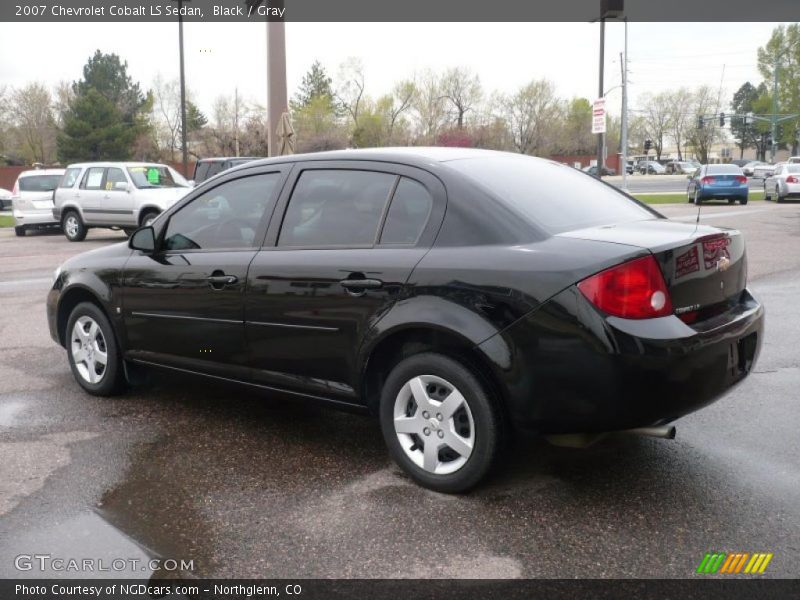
[[11, 169, 66, 236], [764, 163, 800, 202], [53, 162, 191, 241], [752, 162, 782, 179], [788, 156, 800, 164], [0, 187, 13, 210]]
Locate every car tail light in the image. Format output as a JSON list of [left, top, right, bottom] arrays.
[[701, 176, 715, 184], [787, 175, 799, 183], [735, 175, 747, 184], [577, 255, 674, 320]]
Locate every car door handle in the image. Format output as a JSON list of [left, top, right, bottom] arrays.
[[207, 274, 238, 288], [340, 278, 383, 290]]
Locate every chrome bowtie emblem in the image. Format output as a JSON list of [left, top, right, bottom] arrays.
[[717, 257, 731, 272]]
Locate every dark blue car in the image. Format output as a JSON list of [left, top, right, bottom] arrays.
[[687, 164, 749, 205]]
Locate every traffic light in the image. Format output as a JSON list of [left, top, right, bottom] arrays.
[[644, 139, 652, 152], [719, 112, 726, 127], [698, 116, 704, 129]]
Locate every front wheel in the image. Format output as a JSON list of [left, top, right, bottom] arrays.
[[62, 211, 87, 242], [379, 353, 501, 493], [66, 302, 125, 396], [140, 210, 160, 228]]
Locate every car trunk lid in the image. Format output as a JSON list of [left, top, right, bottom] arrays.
[[558, 218, 747, 321]]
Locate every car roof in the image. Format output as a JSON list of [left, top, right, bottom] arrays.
[[236, 147, 514, 171], [66, 162, 171, 169], [197, 156, 260, 162], [17, 168, 66, 177]]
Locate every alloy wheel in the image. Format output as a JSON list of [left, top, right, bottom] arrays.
[[65, 215, 79, 238], [70, 316, 108, 384], [393, 374, 475, 475]]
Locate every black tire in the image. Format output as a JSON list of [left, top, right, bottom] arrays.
[[687, 187, 694, 203], [775, 186, 783, 203], [139, 210, 160, 227], [66, 302, 125, 396], [693, 189, 702, 205], [62, 210, 87, 242], [740, 198, 748, 205], [379, 352, 501, 493], [14, 226, 25, 237], [727, 198, 735, 205]]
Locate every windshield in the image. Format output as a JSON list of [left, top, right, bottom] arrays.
[[127, 166, 188, 189], [19, 175, 62, 192], [446, 155, 656, 234]]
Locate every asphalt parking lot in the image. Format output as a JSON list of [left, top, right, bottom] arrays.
[[1, 201, 799, 579]]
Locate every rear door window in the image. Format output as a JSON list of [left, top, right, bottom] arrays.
[[60, 168, 82, 188], [379, 178, 433, 245], [278, 170, 396, 247]]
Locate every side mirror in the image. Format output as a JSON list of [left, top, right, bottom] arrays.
[[114, 181, 129, 192], [129, 226, 156, 253]]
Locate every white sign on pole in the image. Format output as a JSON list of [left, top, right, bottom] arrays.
[[592, 97, 606, 134]]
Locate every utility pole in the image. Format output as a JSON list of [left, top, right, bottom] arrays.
[[234, 88, 240, 157], [620, 18, 628, 191], [771, 55, 779, 162], [267, 0, 287, 158], [176, 0, 189, 176], [596, 16, 606, 176]]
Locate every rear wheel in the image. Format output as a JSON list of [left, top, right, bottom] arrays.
[[775, 185, 783, 203], [66, 302, 125, 396], [62, 211, 87, 242], [14, 226, 25, 237], [693, 189, 702, 205], [379, 352, 501, 493]]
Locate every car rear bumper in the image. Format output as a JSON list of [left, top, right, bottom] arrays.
[[485, 287, 764, 435], [699, 186, 748, 199], [13, 208, 59, 227]]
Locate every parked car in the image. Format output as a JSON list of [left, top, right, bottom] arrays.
[[687, 164, 749, 205], [665, 161, 699, 176], [10, 169, 66, 236], [730, 159, 750, 168], [45, 148, 765, 492], [0, 187, 12, 210], [193, 157, 260, 185], [764, 163, 800, 202], [742, 161, 769, 176], [624, 161, 635, 175], [752, 162, 781, 179], [53, 162, 191, 241], [638, 161, 666, 175], [582, 165, 616, 176], [788, 156, 800, 164]]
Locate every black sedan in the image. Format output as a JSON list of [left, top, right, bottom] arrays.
[[46, 148, 764, 492]]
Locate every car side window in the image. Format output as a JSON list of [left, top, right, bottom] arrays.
[[81, 167, 105, 190], [278, 170, 396, 248], [774, 166, 782, 175], [380, 177, 433, 245], [163, 173, 281, 251], [105, 168, 127, 191], [60, 168, 82, 188]]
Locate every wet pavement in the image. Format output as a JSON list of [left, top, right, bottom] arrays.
[[1, 205, 799, 579]]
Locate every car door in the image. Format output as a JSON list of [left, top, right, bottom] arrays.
[[78, 166, 107, 224], [244, 161, 446, 402], [121, 167, 289, 379], [97, 166, 137, 225]]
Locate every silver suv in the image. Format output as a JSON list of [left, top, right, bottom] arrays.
[[53, 162, 191, 241]]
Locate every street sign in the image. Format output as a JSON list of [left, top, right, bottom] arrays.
[[592, 97, 606, 134]]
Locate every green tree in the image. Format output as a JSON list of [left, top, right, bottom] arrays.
[[186, 101, 208, 133], [58, 51, 151, 162], [757, 24, 800, 154], [291, 60, 335, 112], [730, 82, 760, 158]]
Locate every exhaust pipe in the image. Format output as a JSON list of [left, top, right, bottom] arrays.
[[623, 426, 676, 440]]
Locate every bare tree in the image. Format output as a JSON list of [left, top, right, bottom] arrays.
[[10, 82, 57, 164], [52, 81, 75, 128], [386, 79, 416, 142], [441, 67, 482, 129], [639, 92, 673, 159], [687, 85, 721, 164], [412, 69, 447, 144], [151, 74, 182, 161], [336, 57, 366, 132], [503, 79, 559, 155], [668, 88, 693, 160]]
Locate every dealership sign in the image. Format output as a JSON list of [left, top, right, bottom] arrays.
[[592, 97, 606, 134]]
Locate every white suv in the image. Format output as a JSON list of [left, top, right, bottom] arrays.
[[11, 168, 65, 236], [53, 162, 191, 241]]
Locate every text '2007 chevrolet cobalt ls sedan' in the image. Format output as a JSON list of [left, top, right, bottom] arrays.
[[47, 148, 764, 492]]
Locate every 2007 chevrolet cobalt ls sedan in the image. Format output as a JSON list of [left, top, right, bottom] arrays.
[[47, 148, 764, 492]]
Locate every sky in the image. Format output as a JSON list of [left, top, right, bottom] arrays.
[[0, 21, 785, 118]]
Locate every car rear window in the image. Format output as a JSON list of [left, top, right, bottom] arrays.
[[19, 175, 63, 192], [707, 164, 743, 175], [785, 165, 800, 173], [446, 155, 656, 234]]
